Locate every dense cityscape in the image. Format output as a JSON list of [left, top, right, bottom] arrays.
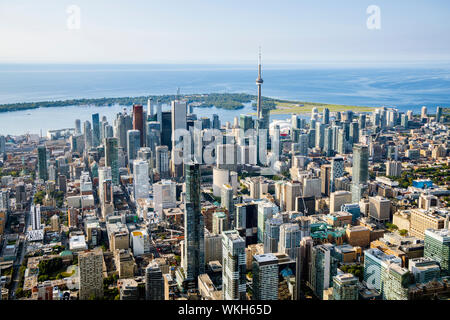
[[0, 58, 449, 302]]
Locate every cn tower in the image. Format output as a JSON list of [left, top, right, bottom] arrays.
[[256, 49, 264, 121]]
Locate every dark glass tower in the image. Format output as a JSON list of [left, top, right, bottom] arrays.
[[37, 145, 48, 181], [352, 144, 369, 185], [161, 111, 172, 150], [92, 113, 100, 147], [183, 162, 205, 281], [133, 104, 144, 147]]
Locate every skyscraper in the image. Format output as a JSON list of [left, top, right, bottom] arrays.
[[37, 145, 48, 181], [351, 144, 369, 203], [145, 261, 164, 300], [183, 162, 205, 281], [298, 134, 309, 156], [424, 229, 450, 276], [352, 144, 369, 185], [324, 126, 333, 156], [92, 113, 100, 147], [332, 274, 359, 300], [257, 201, 278, 243], [330, 157, 344, 192], [161, 111, 172, 150], [222, 230, 246, 300], [115, 112, 132, 151], [133, 159, 149, 200], [127, 130, 141, 162], [263, 216, 283, 253], [421, 106, 428, 120], [308, 244, 338, 299], [75, 119, 81, 134], [104, 137, 119, 185], [323, 108, 330, 125], [79, 248, 104, 300], [349, 121, 359, 145], [363, 248, 402, 292], [147, 98, 154, 117], [84, 120, 92, 151], [98, 167, 112, 213], [31, 204, 42, 230], [146, 121, 161, 155], [436, 106, 443, 123], [320, 164, 332, 197], [171, 100, 187, 149], [155, 145, 169, 179], [212, 114, 220, 130], [133, 104, 144, 146], [252, 253, 279, 300], [278, 223, 301, 259], [315, 122, 325, 151], [284, 182, 302, 212], [221, 184, 234, 227], [337, 128, 346, 154]]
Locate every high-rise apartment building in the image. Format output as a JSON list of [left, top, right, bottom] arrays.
[[263, 216, 283, 254], [363, 248, 402, 292], [222, 230, 246, 300], [153, 179, 177, 216], [330, 191, 352, 213], [308, 244, 338, 299], [368, 196, 391, 223], [352, 144, 369, 185], [84, 120, 92, 151], [332, 273, 359, 300], [252, 253, 279, 300], [155, 145, 170, 179], [31, 204, 42, 230], [104, 137, 119, 185], [127, 130, 141, 162], [386, 160, 402, 177], [145, 261, 164, 300], [133, 159, 149, 200], [424, 229, 450, 276], [278, 223, 301, 259], [330, 157, 344, 193], [79, 248, 104, 300]]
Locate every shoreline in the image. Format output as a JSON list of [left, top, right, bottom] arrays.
[[0, 92, 372, 114]]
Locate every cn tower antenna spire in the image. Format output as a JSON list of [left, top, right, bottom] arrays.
[[259, 46, 261, 65]]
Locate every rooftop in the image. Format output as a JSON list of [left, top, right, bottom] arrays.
[[253, 253, 278, 264], [425, 228, 450, 241]]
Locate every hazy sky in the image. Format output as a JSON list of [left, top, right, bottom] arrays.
[[1, 0, 449, 64]]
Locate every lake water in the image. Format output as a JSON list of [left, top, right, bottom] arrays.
[[0, 64, 449, 135]]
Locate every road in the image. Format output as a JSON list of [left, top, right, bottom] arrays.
[[9, 189, 34, 299]]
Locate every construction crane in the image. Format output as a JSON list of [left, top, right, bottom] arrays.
[[373, 128, 384, 142]]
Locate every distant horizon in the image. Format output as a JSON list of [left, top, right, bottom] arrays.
[[1, 60, 450, 69]]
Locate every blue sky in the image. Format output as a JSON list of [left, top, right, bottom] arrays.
[[0, 0, 449, 64]]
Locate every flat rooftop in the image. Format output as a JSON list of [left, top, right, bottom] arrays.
[[254, 253, 278, 264]]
